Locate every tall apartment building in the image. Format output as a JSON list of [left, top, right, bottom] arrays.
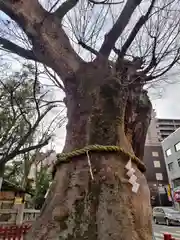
[[156, 118, 180, 141], [145, 112, 180, 143], [143, 110, 171, 206], [145, 110, 160, 146]]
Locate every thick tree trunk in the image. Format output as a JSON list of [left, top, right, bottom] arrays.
[[0, 163, 5, 190], [26, 65, 153, 240]]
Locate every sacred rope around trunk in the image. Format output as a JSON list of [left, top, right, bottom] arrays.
[[53, 145, 146, 177]]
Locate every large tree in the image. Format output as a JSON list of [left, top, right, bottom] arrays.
[[0, 0, 180, 239], [0, 62, 62, 186]]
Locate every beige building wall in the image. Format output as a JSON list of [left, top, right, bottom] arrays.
[[145, 109, 161, 146]]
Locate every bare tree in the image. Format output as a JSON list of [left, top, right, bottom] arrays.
[[0, 0, 180, 239]]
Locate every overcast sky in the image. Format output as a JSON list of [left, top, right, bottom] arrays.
[[153, 87, 180, 119]]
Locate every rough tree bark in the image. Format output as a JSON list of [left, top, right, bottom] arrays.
[[25, 61, 153, 240], [0, 1, 154, 239]]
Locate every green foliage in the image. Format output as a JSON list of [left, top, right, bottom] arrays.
[[32, 166, 51, 209], [0, 63, 52, 168], [0, 62, 58, 207], [0, 64, 40, 151], [4, 160, 24, 186], [4, 157, 52, 209]]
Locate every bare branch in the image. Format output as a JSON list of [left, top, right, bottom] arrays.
[[118, 0, 156, 58], [99, 0, 143, 57], [11, 137, 51, 157], [0, 0, 83, 80], [78, 40, 99, 56], [1, 105, 55, 164], [88, 0, 124, 4], [0, 36, 36, 61], [33, 62, 41, 118], [44, 66, 65, 91], [142, 36, 157, 74], [146, 51, 180, 81], [54, 0, 79, 21]]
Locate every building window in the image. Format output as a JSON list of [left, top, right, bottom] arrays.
[[156, 173, 163, 181], [165, 148, 172, 157], [173, 178, 180, 188], [168, 162, 173, 171], [152, 151, 159, 157], [175, 142, 180, 152], [177, 159, 180, 167], [154, 161, 161, 168]]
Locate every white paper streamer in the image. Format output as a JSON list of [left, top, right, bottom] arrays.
[[126, 168, 135, 177], [125, 159, 132, 170], [132, 182, 140, 193], [128, 174, 137, 185], [125, 159, 140, 194]]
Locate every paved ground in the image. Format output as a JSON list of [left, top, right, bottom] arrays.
[[153, 223, 180, 239]]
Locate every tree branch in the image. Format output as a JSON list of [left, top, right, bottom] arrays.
[[1, 105, 55, 164], [0, 0, 83, 80], [99, 0, 143, 57], [118, 0, 156, 58], [16, 105, 55, 152], [33, 62, 41, 118], [13, 137, 51, 156], [5, 161, 23, 179], [142, 36, 157, 74], [146, 49, 180, 81], [88, 0, 124, 4], [54, 0, 79, 20], [44, 65, 65, 91], [78, 40, 99, 56], [0, 37, 37, 61]]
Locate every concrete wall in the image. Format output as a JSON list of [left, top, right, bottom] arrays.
[[145, 110, 161, 146], [161, 128, 180, 184]]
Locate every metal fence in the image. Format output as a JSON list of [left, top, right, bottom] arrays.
[[0, 225, 31, 239]]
